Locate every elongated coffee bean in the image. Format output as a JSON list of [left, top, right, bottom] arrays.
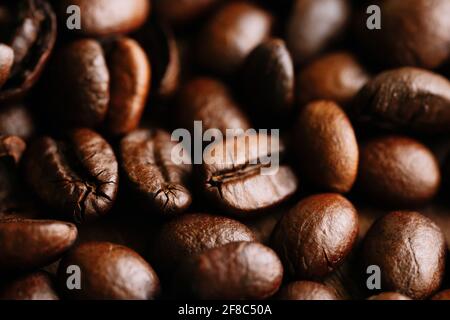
[[120, 129, 192, 216], [0, 271, 59, 300]]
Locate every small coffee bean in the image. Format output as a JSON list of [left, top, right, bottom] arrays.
[[272, 194, 359, 279], [152, 213, 255, 274], [24, 128, 119, 223], [0, 271, 59, 300], [175, 241, 283, 300], [277, 281, 339, 300], [153, 0, 220, 26], [0, 219, 77, 272], [286, 0, 350, 65], [431, 289, 450, 300], [296, 52, 369, 106], [367, 292, 412, 301], [352, 67, 450, 134], [57, 241, 160, 300], [0, 43, 13, 88], [196, 2, 273, 75], [363, 211, 446, 300], [0, 103, 35, 140], [200, 134, 298, 215], [358, 136, 440, 207], [295, 101, 359, 193], [120, 129, 192, 216]]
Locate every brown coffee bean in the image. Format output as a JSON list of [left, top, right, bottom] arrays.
[[56, 0, 151, 37], [175, 241, 283, 300], [286, 0, 350, 65], [367, 292, 412, 301], [196, 2, 273, 75], [296, 52, 370, 106], [58, 241, 160, 300], [352, 67, 450, 134], [0, 219, 77, 272], [120, 129, 192, 216], [0, 271, 59, 300], [0, 43, 13, 88], [0, 104, 35, 140], [272, 194, 359, 279], [431, 289, 450, 300], [241, 38, 294, 115], [153, 0, 220, 26], [358, 136, 440, 207], [152, 213, 255, 274], [295, 101, 359, 193], [277, 281, 339, 300], [363, 211, 446, 300]]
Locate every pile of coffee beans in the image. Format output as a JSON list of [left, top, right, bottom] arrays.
[[0, 0, 449, 301]]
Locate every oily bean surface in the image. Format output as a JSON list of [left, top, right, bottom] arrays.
[[276, 281, 339, 300]]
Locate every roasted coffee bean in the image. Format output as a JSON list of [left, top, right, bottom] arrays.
[[0, 104, 35, 140], [55, 0, 151, 37], [352, 68, 450, 134], [176, 77, 251, 134], [0, 0, 56, 102], [175, 241, 283, 300], [0, 271, 59, 300], [152, 213, 255, 273], [367, 292, 412, 301], [241, 38, 294, 115], [200, 133, 298, 215], [295, 101, 359, 193], [120, 129, 192, 216], [196, 2, 273, 75], [358, 136, 440, 207], [277, 281, 339, 300], [286, 0, 350, 65], [46, 37, 150, 134], [57, 241, 160, 300], [356, 0, 450, 69], [431, 290, 450, 300], [0, 219, 77, 272], [153, 0, 220, 26], [296, 52, 369, 106], [24, 128, 119, 223], [363, 211, 446, 300], [272, 194, 358, 279]]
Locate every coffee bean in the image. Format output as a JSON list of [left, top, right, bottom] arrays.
[[296, 52, 370, 106], [0, 104, 35, 140], [272, 194, 358, 279], [295, 101, 359, 193], [352, 68, 450, 134], [363, 211, 446, 300], [152, 213, 255, 274], [175, 241, 283, 300], [0, 271, 59, 300], [0, 219, 77, 272], [120, 129, 192, 216], [196, 2, 273, 75], [277, 281, 339, 300], [0, 43, 13, 88], [200, 133, 298, 215], [286, 0, 350, 65], [367, 292, 412, 301], [57, 241, 160, 300], [431, 289, 450, 300], [358, 136, 440, 207], [24, 128, 119, 223], [153, 0, 220, 26], [55, 0, 151, 37]]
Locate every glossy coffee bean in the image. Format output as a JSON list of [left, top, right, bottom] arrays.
[[175, 241, 283, 300], [152, 213, 255, 273], [0, 219, 77, 272], [241, 38, 294, 115], [295, 101, 359, 193], [55, 0, 151, 37], [272, 194, 359, 279], [363, 211, 446, 300], [0, 104, 35, 140], [367, 292, 412, 301], [58, 242, 160, 300], [196, 2, 273, 75], [176, 77, 251, 134], [153, 0, 220, 26], [200, 134, 298, 215], [357, 0, 450, 69], [0, 271, 59, 300], [277, 281, 339, 300], [431, 290, 450, 300], [358, 136, 440, 207], [286, 0, 350, 65], [120, 129, 192, 216], [0, 43, 13, 88], [352, 68, 450, 134], [296, 52, 369, 106], [24, 128, 119, 223]]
